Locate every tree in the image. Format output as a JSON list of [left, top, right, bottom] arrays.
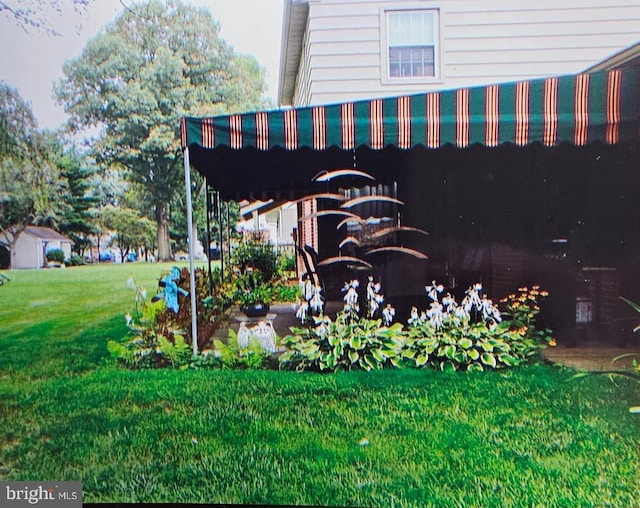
[[0, 83, 64, 268], [100, 205, 155, 261], [55, 0, 270, 260], [0, 80, 37, 160], [57, 150, 101, 256]]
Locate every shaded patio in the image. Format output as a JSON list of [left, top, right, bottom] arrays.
[[182, 64, 640, 353]]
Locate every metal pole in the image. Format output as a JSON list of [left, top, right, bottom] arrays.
[[216, 191, 224, 281], [183, 147, 199, 356], [226, 201, 231, 265], [205, 180, 213, 295]]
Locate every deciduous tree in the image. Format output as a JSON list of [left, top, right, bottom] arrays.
[[55, 0, 270, 260], [0, 82, 64, 268]]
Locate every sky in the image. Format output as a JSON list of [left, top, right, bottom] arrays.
[[0, 0, 284, 130]]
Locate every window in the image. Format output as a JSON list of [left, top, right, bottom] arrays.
[[384, 9, 439, 81]]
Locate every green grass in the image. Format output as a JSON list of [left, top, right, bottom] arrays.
[[1, 264, 639, 506]]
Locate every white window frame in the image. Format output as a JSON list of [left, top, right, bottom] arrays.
[[380, 4, 443, 85]]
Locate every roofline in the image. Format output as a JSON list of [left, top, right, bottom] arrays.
[[277, 0, 309, 106], [23, 226, 72, 242], [584, 41, 640, 72]]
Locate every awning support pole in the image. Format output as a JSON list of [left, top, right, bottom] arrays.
[[184, 147, 199, 356], [205, 179, 213, 295], [215, 191, 224, 281]]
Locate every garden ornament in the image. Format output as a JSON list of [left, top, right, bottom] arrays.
[[153, 266, 188, 313]]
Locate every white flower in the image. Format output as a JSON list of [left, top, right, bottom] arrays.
[[366, 277, 385, 317], [480, 296, 502, 323], [427, 301, 444, 329], [455, 306, 470, 321], [343, 280, 359, 313], [303, 278, 314, 301], [310, 286, 324, 313], [408, 306, 420, 325], [124, 313, 133, 326], [463, 283, 483, 311], [295, 301, 309, 322], [315, 315, 332, 338], [126, 277, 136, 290], [382, 304, 396, 326], [442, 293, 457, 314], [425, 280, 444, 302]]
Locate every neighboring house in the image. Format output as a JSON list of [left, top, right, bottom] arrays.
[[279, 0, 640, 107], [12, 227, 73, 269], [238, 200, 298, 252]]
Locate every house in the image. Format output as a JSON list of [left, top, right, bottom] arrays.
[[181, 4, 640, 343], [237, 200, 298, 253], [12, 226, 73, 269], [272, 0, 640, 337], [279, 0, 640, 107]]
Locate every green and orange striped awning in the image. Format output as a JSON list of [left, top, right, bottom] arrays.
[[182, 66, 639, 152]]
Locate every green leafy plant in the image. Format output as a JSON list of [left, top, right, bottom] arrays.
[[271, 280, 300, 302], [281, 279, 404, 372], [276, 250, 296, 276], [234, 271, 273, 306], [46, 248, 65, 263], [65, 254, 86, 266], [107, 293, 191, 369], [405, 282, 554, 372], [213, 329, 269, 370], [280, 314, 405, 372], [231, 237, 277, 282], [109, 274, 208, 368]]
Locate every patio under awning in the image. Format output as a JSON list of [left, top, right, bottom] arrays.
[[180, 64, 640, 353], [181, 65, 639, 200]]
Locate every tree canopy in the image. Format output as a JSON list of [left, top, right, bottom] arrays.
[[0, 82, 65, 267], [55, 0, 270, 260]]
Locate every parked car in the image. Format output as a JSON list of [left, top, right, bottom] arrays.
[[99, 251, 115, 262]]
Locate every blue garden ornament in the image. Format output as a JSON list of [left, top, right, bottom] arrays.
[[153, 266, 188, 313]]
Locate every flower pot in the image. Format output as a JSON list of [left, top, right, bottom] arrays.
[[240, 302, 270, 317]]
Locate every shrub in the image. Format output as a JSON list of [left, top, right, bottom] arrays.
[[231, 238, 277, 282], [271, 280, 300, 302], [276, 250, 296, 275], [65, 254, 86, 266], [46, 248, 65, 263], [107, 295, 190, 369], [211, 329, 270, 370], [109, 269, 229, 368], [405, 282, 554, 372]]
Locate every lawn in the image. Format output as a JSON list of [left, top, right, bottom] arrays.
[[0, 264, 639, 506]]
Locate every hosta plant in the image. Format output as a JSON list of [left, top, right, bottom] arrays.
[[281, 278, 404, 372], [405, 282, 554, 372]]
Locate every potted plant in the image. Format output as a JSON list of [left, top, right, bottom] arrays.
[[235, 271, 273, 317]]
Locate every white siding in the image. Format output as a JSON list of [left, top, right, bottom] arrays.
[[13, 234, 42, 269], [288, 0, 640, 107]]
